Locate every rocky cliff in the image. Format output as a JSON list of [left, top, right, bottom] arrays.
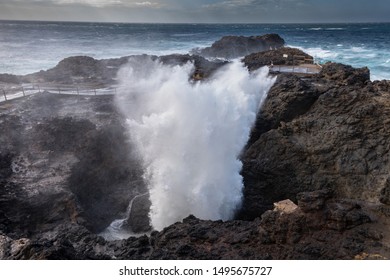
[[1, 35, 390, 259]]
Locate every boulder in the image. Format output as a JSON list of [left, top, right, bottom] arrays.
[[123, 194, 152, 233]]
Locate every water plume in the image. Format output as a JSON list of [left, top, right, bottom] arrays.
[[116, 56, 275, 231]]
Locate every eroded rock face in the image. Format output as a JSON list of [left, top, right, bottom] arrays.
[[0, 93, 144, 237], [239, 63, 390, 221], [193, 34, 285, 59]]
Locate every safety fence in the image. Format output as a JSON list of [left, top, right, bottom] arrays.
[[268, 64, 322, 75], [1, 83, 117, 103]]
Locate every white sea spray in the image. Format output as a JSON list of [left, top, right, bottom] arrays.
[[116, 57, 275, 230]]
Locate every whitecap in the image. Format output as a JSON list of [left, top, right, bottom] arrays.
[[326, 28, 345, 30]]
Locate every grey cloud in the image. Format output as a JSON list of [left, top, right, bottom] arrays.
[[0, 0, 388, 23]]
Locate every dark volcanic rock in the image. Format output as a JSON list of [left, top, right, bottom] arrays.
[[23, 56, 115, 85], [239, 62, 389, 221], [0, 73, 21, 84], [20, 54, 227, 86], [194, 34, 285, 59], [243, 47, 314, 71], [244, 73, 322, 149], [123, 194, 152, 233], [0, 93, 145, 237], [319, 62, 370, 86], [296, 189, 333, 212], [2, 50, 390, 260], [3, 192, 386, 260], [159, 54, 228, 80]]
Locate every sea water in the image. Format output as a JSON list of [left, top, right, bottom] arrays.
[[0, 21, 389, 80]]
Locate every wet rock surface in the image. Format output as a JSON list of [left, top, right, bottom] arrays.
[[0, 93, 145, 238]]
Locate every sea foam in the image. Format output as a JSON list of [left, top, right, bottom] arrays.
[[116, 57, 275, 230]]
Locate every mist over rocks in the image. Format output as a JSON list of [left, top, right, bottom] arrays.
[[0, 93, 146, 238], [1, 34, 390, 259], [0, 54, 228, 87]]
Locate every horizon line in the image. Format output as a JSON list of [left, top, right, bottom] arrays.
[[0, 19, 389, 25]]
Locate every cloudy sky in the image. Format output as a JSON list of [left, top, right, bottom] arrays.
[[0, 0, 389, 23]]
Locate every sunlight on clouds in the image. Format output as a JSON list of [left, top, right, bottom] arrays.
[[56, 0, 122, 7], [203, 0, 254, 9], [20, 0, 163, 8], [135, 1, 160, 7]]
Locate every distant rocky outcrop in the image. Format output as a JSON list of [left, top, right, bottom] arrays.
[[193, 34, 285, 59], [22, 56, 121, 86], [0, 73, 20, 84], [5, 54, 227, 86]]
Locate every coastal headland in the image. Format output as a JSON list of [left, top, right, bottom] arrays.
[[1, 34, 390, 259]]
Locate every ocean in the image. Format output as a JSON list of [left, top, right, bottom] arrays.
[[0, 21, 389, 80]]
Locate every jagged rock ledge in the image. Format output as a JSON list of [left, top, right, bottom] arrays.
[[0, 54, 228, 87], [1, 189, 388, 259]]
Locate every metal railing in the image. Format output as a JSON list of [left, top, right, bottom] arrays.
[[268, 64, 322, 75], [1, 83, 117, 103]]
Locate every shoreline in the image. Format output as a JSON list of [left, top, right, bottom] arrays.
[[1, 34, 390, 259], [1, 21, 389, 80]]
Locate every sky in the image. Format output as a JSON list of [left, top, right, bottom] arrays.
[[0, 0, 389, 23]]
